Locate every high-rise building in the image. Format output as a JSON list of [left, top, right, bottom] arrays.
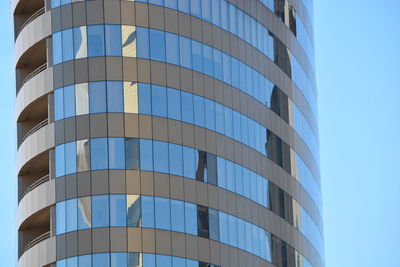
[[13, 0, 323, 266]]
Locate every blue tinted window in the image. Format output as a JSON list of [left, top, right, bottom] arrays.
[[237, 218, 245, 250], [56, 201, 66, 235], [165, 32, 179, 65], [66, 257, 78, 267], [105, 25, 122, 56], [139, 139, 153, 171], [92, 195, 109, 227], [63, 85, 75, 118], [149, 0, 163, 5], [169, 143, 183, 176], [224, 107, 233, 138], [153, 141, 169, 173], [233, 111, 241, 141], [217, 157, 226, 189], [235, 165, 243, 196], [211, 0, 221, 26], [90, 138, 108, 170], [222, 53, 231, 84], [184, 202, 197, 235], [242, 168, 251, 199], [51, 0, 60, 8], [128, 253, 141, 267], [77, 197, 91, 230], [149, 29, 166, 61], [178, 0, 190, 13], [60, 0, 71, 5], [237, 10, 244, 39], [220, 0, 229, 31], [156, 255, 171, 267], [201, 0, 211, 21], [62, 29, 74, 62], [56, 144, 65, 177], [65, 141, 77, 175], [53, 32, 62, 65], [165, 0, 177, 9], [192, 41, 203, 73], [226, 160, 235, 192], [79, 255, 92, 266], [111, 253, 127, 267], [87, 25, 105, 57], [125, 138, 140, 170], [155, 197, 171, 230], [193, 95, 205, 127], [89, 81, 107, 113], [141, 196, 155, 228], [172, 257, 185, 267], [204, 99, 215, 131], [108, 138, 125, 169], [190, 0, 201, 17], [170, 199, 185, 232], [252, 224, 260, 256], [66, 198, 77, 232], [213, 49, 223, 80], [107, 81, 124, 112], [186, 259, 198, 267], [183, 147, 195, 179], [93, 253, 110, 267], [73, 27, 87, 59], [209, 208, 219, 241], [228, 214, 238, 246], [54, 88, 64, 121], [179, 37, 192, 68], [229, 4, 237, 35], [245, 221, 252, 252], [219, 211, 228, 243], [215, 103, 224, 135], [136, 27, 149, 58], [110, 195, 127, 227], [181, 91, 193, 123], [250, 171, 257, 202], [231, 58, 239, 88], [127, 195, 141, 227], [151, 85, 167, 117], [203, 45, 213, 77], [138, 83, 151, 115], [167, 88, 181, 120]]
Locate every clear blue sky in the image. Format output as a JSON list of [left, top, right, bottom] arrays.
[[1, 1, 400, 267]]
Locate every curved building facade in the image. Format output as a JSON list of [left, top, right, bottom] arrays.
[[13, 0, 323, 267]]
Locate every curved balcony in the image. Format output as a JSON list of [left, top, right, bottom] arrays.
[[20, 174, 50, 202], [21, 231, 50, 257], [13, 0, 45, 40], [20, 118, 48, 145], [20, 63, 47, 89]]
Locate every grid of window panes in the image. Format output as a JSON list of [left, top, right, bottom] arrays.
[[54, 82, 321, 207], [54, 138, 324, 257], [56, 252, 220, 267]]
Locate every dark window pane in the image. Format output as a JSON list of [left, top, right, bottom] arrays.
[[125, 138, 140, 170], [197, 205, 209, 238], [149, 29, 166, 61], [87, 25, 105, 57]]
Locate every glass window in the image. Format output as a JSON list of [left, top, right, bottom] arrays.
[[93, 253, 110, 267], [109, 138, 125, 169], [206, 153, 218, 185], [193, 95, 205, 127], [62, 28, 74, 62], [170, 199, 184, 232], [66, 198, 77, 232], [233, 111, 241, 142], [222, 53, 231, 84], [183, 146, 195, 179], [224, 107, 233, 138], [79, 255, 92, 267], [124, 82, 138, 113], [90, 138, 108, 170], [252, 224, 260, 256], [172, 257, 185, 267], [219, 211, 228, 244], [151, 85, 167, 117], [87, 25, 105, 57], [179, 37, 192, 69], [195, 151, 207, 182], [107, 81, 124, 113], [138, 83, 151, 115], [63, 85, 76, 119], [139, 139, 153, 171], [186, 259, 198, 267], [209, 208, 219, 241], [73, 26, 87, 59], [111, 253, 127, 267], [211, 0, 221, 26], [216, 157, 226, 189], [220, 0, 229, 31], [165, 32, 179, 65], [52, 32, 62, 65], [181, 91, 193, 123], [204, 99, 215, 131], [169, 143, 183, 176], [156, 255, 171, 267], [155, 197, 171, 230], [245, 221, 252, 252], [184, 202, 197, 235], [60, 0, 71, 6], [197, 206, 209, 238], [153, 141, 169, 173], [54, 88, 64, 121], [66, 257, 78, 267], [92, 195, 109, 228], [190, 0, 201, 17], [122, 25, 136, 57], [149, 29, 166, 61], [178, 0, 190, 14], [201, 0, 211, 21], [215, 103, 224, 134], [237, 218, 245, 250], [234, 165, 243, 196], [141, 196, 155, 228], [57, 259, 66, 267], [127, 195, 141, 227], [231, 57, 239, 88], [105, 25, 122, 56], [192, 40, 203, 73], [250, 171, 257, 202], [228, 214, 238, 246], [128, 252, 141, 267], [165, 0, 177, 9], [136, 27, 149, 58], [51, 0, 60, 8], [110, 195, 127, 227], [75, 83, 89, 116], [242, 168, 250, 199], [237, 10, 244, 39], [226, 160, 235, 192], [149, 0, 163, 6], [56, 201, 66, 235], [77, 196, 91, 230], [125, 138, 140, 170], [203, 45, 213, 77], [89, 81, 107, 113], [76, 139, 90, 172], [55, 144, 65, 177], [229, 3, 237, 35], [167, 88, 181, 120], [65, 141, 77, 175]]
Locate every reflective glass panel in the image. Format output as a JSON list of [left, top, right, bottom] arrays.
[[75, 83, 89, 116], [167, 88, 181, 120], [56, 144, 65, 177], [108, 138, 125, 169], [62, 28, 74, 62], [124, 82, 138, 113], [89, 81, 107, 113], [139, 139, 153, 171], [141, 196, 155, 228], [63, 85, 76, 118], [73, 26, 87, 59], [65, 141, 77, 175], [76, 139, 90, 172], [122, 26, 137, 57], [149, 29, 166, 61], [151, 85, 167, 117], [87, 25, 105, 57], [93, 253, 110, 267], [168, 143, 183, 176], [107, 81, 124, 113], [184, 202, 197, 235], [92, 195, 109, 227], [155, 197, 171, 230], [66, 198, 77, 232], [165, 32, 179, 65], [170, 199, 184, 232], [90, 138, 108, 170], [105, 25, 122, 56], [111, 253, 127, 267], [54, 88, 64, 121], [125, 138, 140, 170], [56, 201, 66, 235], [77, 196, 91, 230], [127, 195, 141, 227], [153, 141, 169, 173], [110, 195, 127, 227], [52, 32, 62, 65]]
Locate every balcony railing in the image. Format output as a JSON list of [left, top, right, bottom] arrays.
[[20, 118, 48, 144], [18, 7, 45, 35], [20, 174, 50, 201], [21, 231, 50, 256], [20, 63, 47, 88]]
